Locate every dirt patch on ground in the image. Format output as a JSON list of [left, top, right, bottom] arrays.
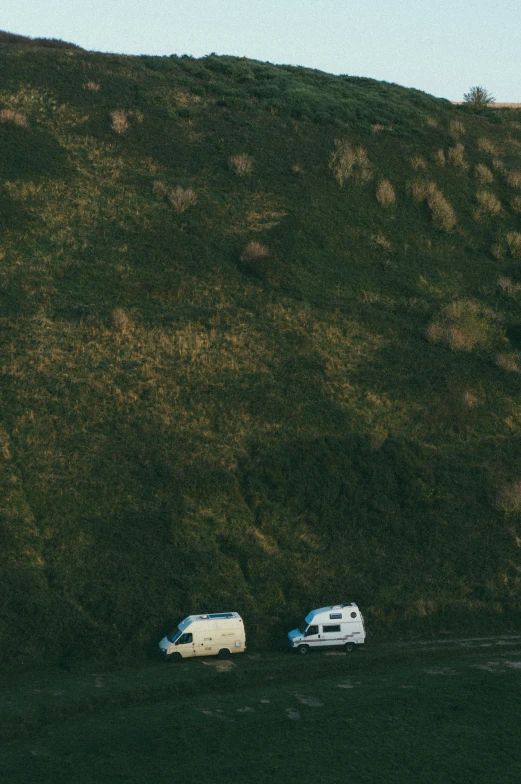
[[294, 693, 324, 707], [200, 659, 235, 672]]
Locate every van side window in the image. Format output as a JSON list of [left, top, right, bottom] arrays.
[[323, 625, 341, 633], [177, 633, 193, 644], [329, 613, 342, 619], [305, 625, 318, 636]]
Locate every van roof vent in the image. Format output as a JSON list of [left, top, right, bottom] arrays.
[[207, 612, 235, 619]]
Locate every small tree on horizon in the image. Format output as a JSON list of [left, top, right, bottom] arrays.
[[463, 86, 495, 108]]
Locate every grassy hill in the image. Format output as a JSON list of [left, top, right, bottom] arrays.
[[1, 36, 521, 665]]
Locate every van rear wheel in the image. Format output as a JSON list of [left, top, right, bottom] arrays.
[[217, 648, 230, 659], [297, 645, 309, 655], [344, 642, 356, 652]]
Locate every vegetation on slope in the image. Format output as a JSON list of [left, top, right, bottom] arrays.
[[1, 38, 521, 663]]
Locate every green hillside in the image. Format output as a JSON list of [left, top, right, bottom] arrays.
[[1, 36, 521, 665]]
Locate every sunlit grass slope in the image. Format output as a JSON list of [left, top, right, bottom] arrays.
[[1, 37, 521, 663]]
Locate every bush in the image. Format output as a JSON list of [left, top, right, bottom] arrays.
[[110, 110, 129, 134], [463, 86, 495, 108], [506, 232, 521, 260], [376, 179, 396, 207], [228, 153, 254, 176], [168, 186, 197, 213], [474, 190, 501, 219], [329, 139, 372, 186], [474, 164, 493, 184]]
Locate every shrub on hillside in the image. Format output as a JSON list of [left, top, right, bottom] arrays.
[[168, 186, 197, 212], [448, 143, 467, 169], [228, 153, 254, 175], [475, 164, 493, 184], [410, 155, 427, 170], [474, 190, 501, 219], [110, 110, 129, 134], [478, 137, 500, 156], [495, 352, 521, 373], [511, 196, 521, 214], [111, 307, 129, 332], [506, 232, 521, 260], [507, 171, 521, 189], [0, 108, 28, 127], [329, 138, 372, 186], [496, 479, 521, 514], [239, 241, 280, 285], [427, 299, 502, 351], [376, 179, 396, 208], [449, 119, 466, 137], [463, 86, 495, 108]]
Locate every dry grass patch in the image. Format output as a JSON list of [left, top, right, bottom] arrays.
[[492, 158, 507, 173], [496, 480, 521, 514], [511, 195, 521, 214], [427, 187, 457, 231], [498, 277, 521, 296], [495, 352, 521, 373], [478, 137, 500, 156], [506, 232, 521, 260], [474, 190, 501, 219], [427, 299, 502, 351], [110, 110, 129, 134], [111, 307, 129, 332], [448, 143, 467, 169], [228, 153, 254, 176], [449, 119, 466, 137], [84, 81, 100, 92], [241, 241, 270, 261], [475, 163, 493, 184], [168, 186, 197, 212], [330, 138, 372, 186], [507, 171, 521, 189], [371, 234, 392, 253], [408, 179, 456, 230], [0, 108, 28, 126], [152, 181, 197, 212], [433, 149, 446, 166], [376, 179, 396, 207], [410, 155, 427, 170]]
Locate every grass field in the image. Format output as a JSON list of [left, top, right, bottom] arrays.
[[1, 636, 521, 783]]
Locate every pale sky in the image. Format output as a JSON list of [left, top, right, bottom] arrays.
[[1, 0, 520, 101]]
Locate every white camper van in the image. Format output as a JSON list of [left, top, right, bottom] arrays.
[[159, 612, 246, 660], [288, 603, 365, 654]]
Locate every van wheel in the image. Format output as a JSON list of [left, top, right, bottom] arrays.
[[297, 645, 309, 655], [344, 642, 356, 652], [217, 648, 230, 659], [169, 652, 182, 662]]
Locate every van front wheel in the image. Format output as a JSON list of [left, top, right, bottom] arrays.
[[297, 645, 309, 655], [217, 648, 230, 659], [344, 642, 356, 652]]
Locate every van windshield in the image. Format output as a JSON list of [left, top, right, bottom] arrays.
[[167, 628, 181, 643], [299, 621, 308, 634]]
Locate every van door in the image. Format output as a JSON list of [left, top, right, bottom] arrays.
[[303, 624, 320, 647], [320, 624, 343, 647], [175, 632, 196, 657]]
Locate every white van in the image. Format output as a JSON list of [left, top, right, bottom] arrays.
[[159, 612, 246, 660], [288, 603, 366, 654]]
